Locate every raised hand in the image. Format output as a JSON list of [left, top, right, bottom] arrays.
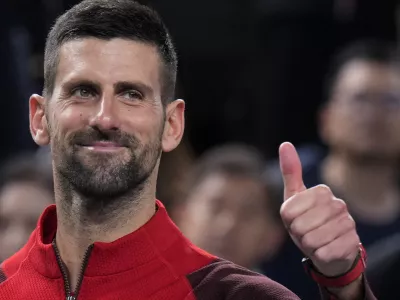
[[279, 142, 360, 277]]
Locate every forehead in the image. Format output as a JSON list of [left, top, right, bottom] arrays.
[[54, 38, 162, 92], [336, 60, 400, 92]]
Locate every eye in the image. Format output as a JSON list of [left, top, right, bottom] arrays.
[[72, 87, 95, 99], [121, 90, 143, 101]]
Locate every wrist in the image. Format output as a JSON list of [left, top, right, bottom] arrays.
[[303, 244, 367, 288]]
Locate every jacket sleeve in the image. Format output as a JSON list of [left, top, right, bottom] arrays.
[[187, 259, 301, 300], [319, 275, 377, 300]]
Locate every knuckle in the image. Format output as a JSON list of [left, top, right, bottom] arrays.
[[301, 234, 317, 251], [314, 247, 340, 264], [350, 232, 361, 245], [314, 247, 329, 263], [341, 215, 356, 231], [290, 219, 304, 236], [315, 184, 332, 198], [280, 203, 295, 223], [347, 217, 356, 230], [280, 206, 290, 222], [341, 235, 360, 259], [332, 199, 347, 213]]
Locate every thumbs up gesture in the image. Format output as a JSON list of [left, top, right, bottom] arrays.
[[279, 142, 360, 277]]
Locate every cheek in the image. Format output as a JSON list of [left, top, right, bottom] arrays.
[[51, 106, 87, 137], [240, 220, 267, 243], [59, 105, 87, 125], [328, 114, 354, 139], [122, 107, 164, 142]]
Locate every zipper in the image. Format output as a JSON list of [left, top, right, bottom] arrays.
[[52, 238, 94, 300]]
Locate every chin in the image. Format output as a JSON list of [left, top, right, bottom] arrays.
[[75, 179, 133, 199], [79, 152, 131, 168]]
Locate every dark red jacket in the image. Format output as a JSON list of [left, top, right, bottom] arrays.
[[0, 201, 375, 300]]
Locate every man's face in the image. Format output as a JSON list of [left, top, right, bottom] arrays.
[[0, 182, 53, 262], [33, 38, 169, 198], [322, 60, 400, 158], [179, 173, 277, 268]]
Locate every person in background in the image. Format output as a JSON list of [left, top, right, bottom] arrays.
[[0, 153, 53, 262], [269, 40, 400, 247], [176, 144, 285, 270], [316, 40, 400, 246], [260, 40, 400, 299], [156, 139, 195, 215]]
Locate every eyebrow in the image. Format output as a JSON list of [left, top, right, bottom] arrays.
[[61, 79, 102, 93], [61, 79, 154, 98], [114, 81, 154, 97]]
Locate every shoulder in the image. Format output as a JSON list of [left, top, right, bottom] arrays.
[[186, 258, 299, 300]]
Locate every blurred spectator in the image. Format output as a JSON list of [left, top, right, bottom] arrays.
[[0, 153, 53, 263], [270, 39, 400, 246], [157, 139, 195, 213], [260, 40, 400, 299], [252, 0, 398, 158], [175, 144, 285, 269], [316, 40, 400, 245]]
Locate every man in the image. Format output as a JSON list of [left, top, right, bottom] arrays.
[[0, 1, 374, 299], [176, 144, 285, 269], [0, 153, 54, 262]]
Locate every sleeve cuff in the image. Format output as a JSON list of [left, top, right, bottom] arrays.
[[319, 274, 377, 300]]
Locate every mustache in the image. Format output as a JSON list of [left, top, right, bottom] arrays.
[[69, 127, 139, 147]]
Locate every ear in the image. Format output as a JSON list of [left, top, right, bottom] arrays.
[[162, 99, 185, 153], [29, 94, 50, 146]]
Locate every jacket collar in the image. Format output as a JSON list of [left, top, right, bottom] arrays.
[[29, 200, 184, 278]]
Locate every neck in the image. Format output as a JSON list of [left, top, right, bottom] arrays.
[[53, 173, 157, 292], [321, 151, 400, 223]]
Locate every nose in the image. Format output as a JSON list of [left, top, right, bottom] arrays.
[[88, 95, 120, 131]]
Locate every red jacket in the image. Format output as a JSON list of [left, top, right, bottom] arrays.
[[0, 201, 375, 300]]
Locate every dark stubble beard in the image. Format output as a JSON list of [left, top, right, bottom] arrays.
[[52, 126, 163, 215]]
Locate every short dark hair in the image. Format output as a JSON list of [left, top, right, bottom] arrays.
[[324, 40, 400, 100], [184, 144, 281, 221], [0, 153, 54, 196], [44, 0, 177, 104]]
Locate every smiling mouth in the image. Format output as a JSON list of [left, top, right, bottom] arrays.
[[77, 141, 126, 152]]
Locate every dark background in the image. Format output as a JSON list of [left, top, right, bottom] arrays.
[[1, 0, 398, 161]]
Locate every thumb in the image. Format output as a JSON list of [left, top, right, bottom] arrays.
[[279, 142, 306, 201]]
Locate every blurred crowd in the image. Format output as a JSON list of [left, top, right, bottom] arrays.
[[1, 0, 400, 299]]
